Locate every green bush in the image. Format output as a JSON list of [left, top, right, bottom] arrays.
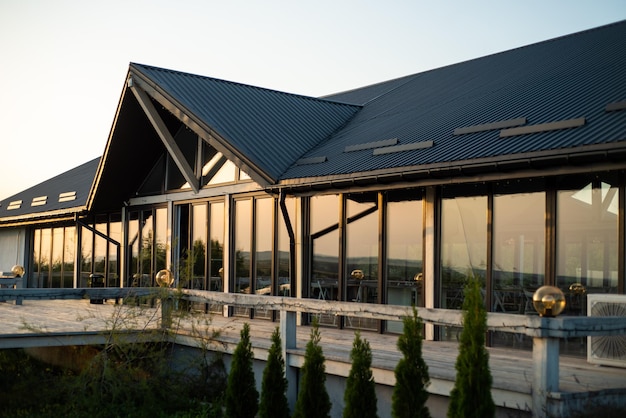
[[343, 331, 378, 418], [293, 320, 331, 418], [447, 277, 495, 418], [392, 306, 431, 418], [225, 322, 258, 418], [259, 327, 290, 418]]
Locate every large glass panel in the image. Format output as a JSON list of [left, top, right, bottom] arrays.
[[128, 213, 140, 287], [209, 201, 225, 293], [63, 226, 75, 288], [493, 192, 545, 314], [440, 194, 487, 340], [80, 226, 92, 288], [140, 211, 154, 286], [154, 207, 167, 273], [234, 199, 252, 316], [51, 228, 63, 287], [32, 229, 41, 288], [557, 178, 619, 314], [254, 198, 273, 319], [310, 194, 339, 326], [386, 196, 423, 333], [40, 229, 51, 287], [277, 197, 295, 297], [108, 214, 121, 287], [188, 204, 207, 290], [94, 219, 107, 276], [345, 193, 378, 330]]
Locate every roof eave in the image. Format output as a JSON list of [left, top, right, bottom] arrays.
[[271, 143, 626, 194]]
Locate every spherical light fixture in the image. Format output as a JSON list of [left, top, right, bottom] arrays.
[[11, 265, 24, 277], [351, 269, 364, 280], [533, 285, 566, 317], [155, 269, 174, 287]]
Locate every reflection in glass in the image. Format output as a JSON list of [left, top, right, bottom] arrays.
[[63, 227, 75, 288], [80, 227, 92, 288], [108, 215, 121, 287], [209, 201, 224, 294], [493, 192, 545, 313], [190, 204, 207, 290], [155, 207, 167, 273], [386, 198, 423, 332], [440, 195, 487, 340], [234, 199, 252, 316], [32, 229, 41, 288], [254, 198, 273, 319], [51, 228, 63, 288], [557, 180, 618, 316], [345, 194, 378, 330], [277, 198, 295, 297], [128, 213, 139, 287], [310, 195, 339, 325]]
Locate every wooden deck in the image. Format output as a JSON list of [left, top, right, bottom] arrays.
[[0, 298, 625, 416]]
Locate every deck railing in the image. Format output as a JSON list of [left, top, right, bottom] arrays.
[[1, 286, 625, 418]]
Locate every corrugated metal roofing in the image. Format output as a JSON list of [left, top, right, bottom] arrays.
[[130, 64, 361, 182], [280, 20, 626, 182], [0, 158, 99, 221]]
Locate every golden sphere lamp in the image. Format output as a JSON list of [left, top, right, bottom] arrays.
[[155, 269, 174, 287], [532, 285, 566, 317]]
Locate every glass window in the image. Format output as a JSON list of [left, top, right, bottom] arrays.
[[386, 195, 423, 332], [277, 197, 295, 297], [63, 226, 76, 288], [310, 194, 340, 309], [155, 207, 167, 273], [80, 226, 93, 288], [493, 192, 545, 315], [234, 199, 252, 294], [108, 215, 121, 287], [345, 193, 378, 329], [254, 198, 273, 319], [189, 204, 207, 290], [51, 228, 63, 288], [557, 177, 619, 315], [128, 213, 140, 287], [440, 193, 487, 340], [209, 201, 225, 294]]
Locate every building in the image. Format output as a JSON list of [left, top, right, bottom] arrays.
[[1, 20, 625, 351]]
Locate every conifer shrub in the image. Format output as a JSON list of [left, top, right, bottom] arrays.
[[259, 327, 290, 418], [392, 306, 431, 418], [292, 320, 331, 418], [447, 277, 495, 418], [225, 322, 258, 418], [343, 331, 378, 418]]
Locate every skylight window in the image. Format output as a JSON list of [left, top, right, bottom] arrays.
[[31, 196, 47, 206], [372, 140, 433, 155], [7, 200, 22, 210], [59, 191, 77, 202]]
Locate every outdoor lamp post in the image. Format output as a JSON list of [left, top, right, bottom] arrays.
[[532, 285, 566, 317], [156, 269, 174, 287]]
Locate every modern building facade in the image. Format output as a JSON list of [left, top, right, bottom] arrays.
[[1, 21, 625, 351]]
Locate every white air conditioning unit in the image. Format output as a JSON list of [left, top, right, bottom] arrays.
[[587, 294, 626, 368]]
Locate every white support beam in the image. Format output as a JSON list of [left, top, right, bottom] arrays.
[[129, 82, 200, 193]]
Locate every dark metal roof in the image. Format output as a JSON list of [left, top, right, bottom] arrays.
[[279, 20, 626, 186], [129, 63, 361, 183], [0, 158, 99, 224]]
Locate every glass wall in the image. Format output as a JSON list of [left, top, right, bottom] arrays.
[[345, 193, 378, 330], [127, 208, 165, 287], [31, 225, 76, 288], [493, 190, 545, 315], [557, 176, 619, 313], [386, 192, 424, 332]]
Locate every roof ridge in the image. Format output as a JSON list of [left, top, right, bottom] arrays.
[[130, 63, 361, 109]]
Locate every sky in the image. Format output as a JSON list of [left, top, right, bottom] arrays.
[[0, 0, 625, 201]]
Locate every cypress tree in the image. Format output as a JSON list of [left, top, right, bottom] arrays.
[[447, 277, 495, 418], [392, 306, 431, 418], [343, 331, 378, 418], [259, 327, 290, 418], [225, 322, 259, 418], [292, 320, 331, 418]]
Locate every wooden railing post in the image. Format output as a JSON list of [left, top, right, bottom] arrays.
[[280, 309, 298, 412], [161, 295, 173, 330], [532, 335, 559, 418]]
